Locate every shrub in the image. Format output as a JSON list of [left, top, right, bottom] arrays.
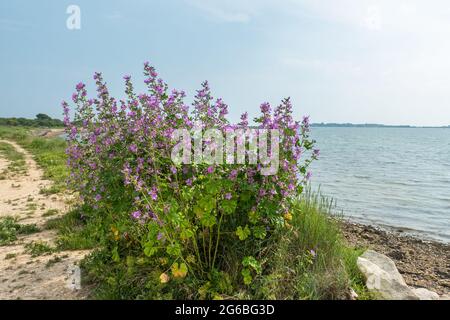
[[63, 62, 318, 298]]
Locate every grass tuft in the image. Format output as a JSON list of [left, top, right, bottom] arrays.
[[24, 241, 55, 257], [0, 217, 40, 246], [0, 142, 26, 176]]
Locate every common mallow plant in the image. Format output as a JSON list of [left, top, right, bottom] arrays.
[[63, 62, 318, 295]]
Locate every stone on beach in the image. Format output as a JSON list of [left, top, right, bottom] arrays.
[[412, 288, 440, 300], [357, 250, 419, 300]]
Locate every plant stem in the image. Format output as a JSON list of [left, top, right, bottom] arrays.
[[211, 211, 224, 270]]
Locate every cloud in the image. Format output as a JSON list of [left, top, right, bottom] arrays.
[[184, 0, 262, 23], [185, 0, 450, 33], [363, 5, 383, 31], [282, 57, 362, 77]]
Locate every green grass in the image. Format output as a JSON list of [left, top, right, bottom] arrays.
[[25, 138, 68, 191], [251, 192, 371, 299], [0, 217, 40, 246], [4, 253, 17, 260], [0, 126, 67, 192], [44, 208, 98, 250], [24, 241, 55, 257], [25, 202, 38, 211], [42, 209, 59, 217], [0, 141, 26, 175], [17, 223, 40, 235]]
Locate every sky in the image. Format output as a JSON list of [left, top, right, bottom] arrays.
[[1, 0, 450, 126]]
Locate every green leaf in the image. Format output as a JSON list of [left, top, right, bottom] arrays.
[[240, 191, 252, 202], [143, 243, 158, 257], [202, 196, 216, 212], [248, 210, 259, 224], [126, 256, 135, 267], [200, 212, 216, 227], [205, 179, 221, 195], [242, 256, 262, 274], [252, 226, 267, 239], [180, 228, 194, 240], [235, 225, 251, 241], [242, 268, 252, 285], [194, 205, 204, 218], [221, 199, 237, 215], [111, 246, 120, 262], [147, 222, 160, 241], [166, 242, 181, 257]]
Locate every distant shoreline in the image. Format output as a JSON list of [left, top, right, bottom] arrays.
[[312, 123, 450, 128]]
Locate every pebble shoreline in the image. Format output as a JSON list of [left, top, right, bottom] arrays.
[[340, 221, 450, 295]]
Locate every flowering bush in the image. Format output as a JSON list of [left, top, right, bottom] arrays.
[[63, 62, 318, 297]]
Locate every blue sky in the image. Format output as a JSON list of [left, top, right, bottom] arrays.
[[1, 0, 450, 126]]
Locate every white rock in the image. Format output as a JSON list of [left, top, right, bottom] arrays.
[[357, 250, 419, 300], [412, 288, 439, 300], [349, 288, 359, 300], [440, 294, 450, 300]]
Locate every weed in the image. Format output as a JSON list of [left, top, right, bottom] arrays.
[[43, 209, 59, 217], [46, 256, 63, 268], [5, 253, 17, 260], [24, 241, 55, 257]]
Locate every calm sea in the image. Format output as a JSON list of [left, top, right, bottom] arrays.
[[309, 127, 450, 243]]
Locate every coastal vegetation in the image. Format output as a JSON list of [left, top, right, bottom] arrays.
[[29, 62, 366, 300], [1, 122, 446, 300], [0, 127, 367, 299], [0, 63, 371, 300]]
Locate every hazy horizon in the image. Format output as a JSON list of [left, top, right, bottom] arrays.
[[2, 1, 450, 126]]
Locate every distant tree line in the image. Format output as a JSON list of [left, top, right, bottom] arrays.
[[0, 114, 64, 127]]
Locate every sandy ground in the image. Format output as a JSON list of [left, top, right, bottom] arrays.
[[341, 221, 450, 296], [0, 140, 89, 300]]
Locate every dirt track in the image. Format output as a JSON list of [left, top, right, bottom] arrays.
[[0, 140, 89, 300]]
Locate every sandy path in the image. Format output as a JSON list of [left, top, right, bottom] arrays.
[[0, 140, 89, 300]]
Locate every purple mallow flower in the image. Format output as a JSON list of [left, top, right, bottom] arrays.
[[129, 144, 138, 153], [131, 211, 142, 219], [306, 171, 312, 181], [313, 149, 320, 158], [76, 82, 85, 91], [149, 186, 158, 201]]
